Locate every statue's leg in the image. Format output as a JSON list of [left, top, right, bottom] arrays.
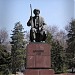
[[41, 30, 47, 42], [30, 29, 36, 42], [36, 32, 40, 42], [43, 30, 47, 41], [33, 31, 36, 42], [31, 28, 36, 42], [40, 31, 43, 42]]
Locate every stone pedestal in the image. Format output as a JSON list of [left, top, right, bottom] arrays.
[[24, 69, 54, 75], [24, 43, 54, 75]]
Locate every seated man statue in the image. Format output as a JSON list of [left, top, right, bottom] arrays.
[[27, 9, 47, 42]]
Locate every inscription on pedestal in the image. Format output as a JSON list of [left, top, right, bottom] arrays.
[[33, 50, 44, 55]]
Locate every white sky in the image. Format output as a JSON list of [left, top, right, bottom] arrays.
[[0, 0, 74, 35]]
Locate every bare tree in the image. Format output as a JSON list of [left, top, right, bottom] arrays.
[[54, 30, 67, 49], [46, 25, 67, 49], [0, 29, 8, 44], [46, 25, 59, 36]]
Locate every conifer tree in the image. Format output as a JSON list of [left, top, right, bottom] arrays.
[[51, 41, 63, 73], [46, 31, 63, 73], [66, 20, 75, 68], [0, 45, 11, 72], [11, 22, 25, 73]]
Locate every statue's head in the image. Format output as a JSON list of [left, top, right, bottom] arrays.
[[33, 9, 40, 16]]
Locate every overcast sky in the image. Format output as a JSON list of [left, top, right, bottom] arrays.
[[0, 0, 74, 35]]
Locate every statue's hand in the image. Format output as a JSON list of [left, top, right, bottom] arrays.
[[39, 27, 43, 31], [32, 28, 36, 32], [39, 27, 41, 30], [30, 16, 32, 20]]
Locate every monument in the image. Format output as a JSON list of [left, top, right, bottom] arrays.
[[24, 7, 54, 75]]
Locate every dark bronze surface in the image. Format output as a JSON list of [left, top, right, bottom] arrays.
[[27, 9, 47, 42]]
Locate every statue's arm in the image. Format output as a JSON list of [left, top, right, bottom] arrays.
[[27, 19, 31, 26], [41, 17, 47, 30], [27, 16, 33, 26]]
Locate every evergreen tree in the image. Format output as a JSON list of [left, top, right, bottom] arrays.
[[11, 22, 25, 73], [46, 31, 63, 73], [0, 29, 11, 74], [46, 31, 53, 44], [51, 41, 63, 73], [66, 20, 75, 68], [0, 44, 11, 74]]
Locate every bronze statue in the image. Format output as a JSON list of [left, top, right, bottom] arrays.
[[27, 8, 47, 42]]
